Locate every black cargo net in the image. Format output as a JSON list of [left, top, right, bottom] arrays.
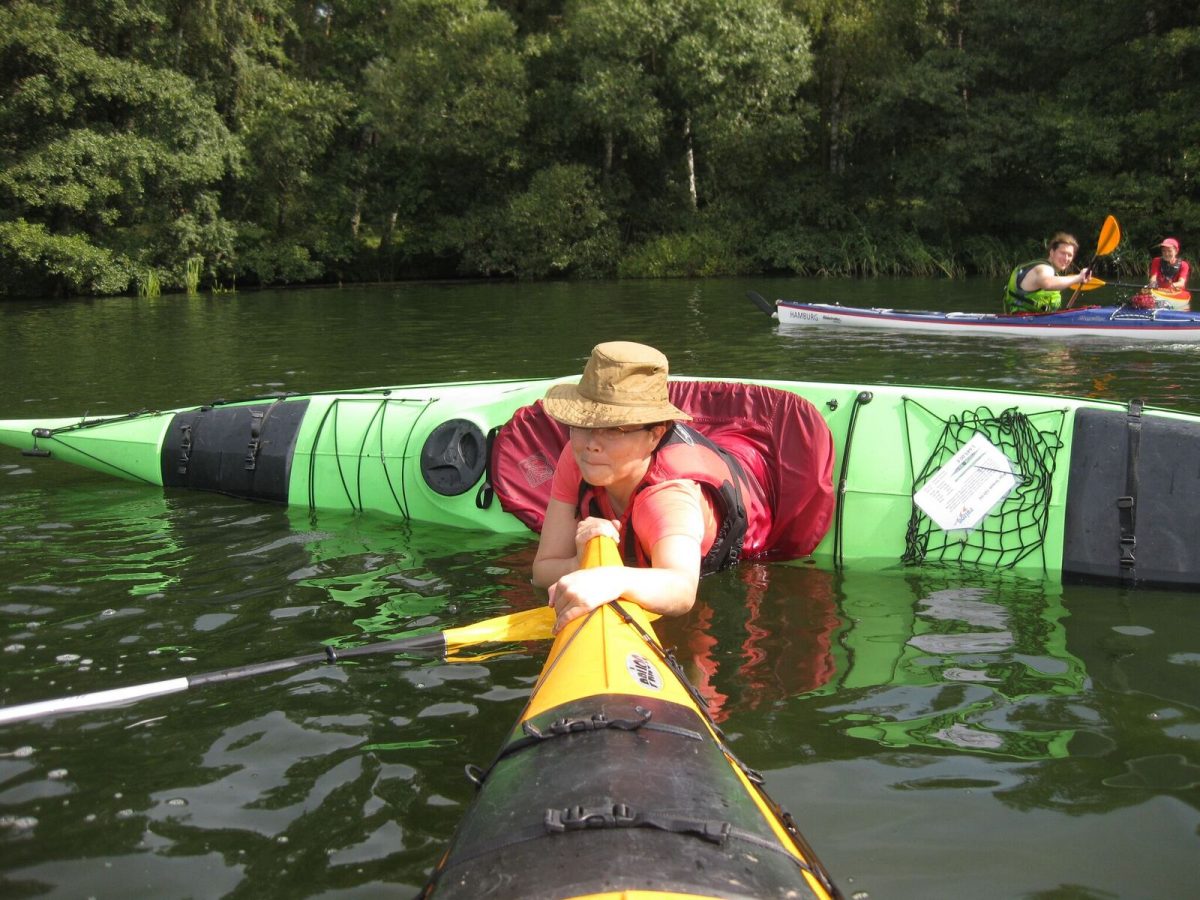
[[901, 400, 1066, 570]]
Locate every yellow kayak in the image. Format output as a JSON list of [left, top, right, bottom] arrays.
[[420, 538, 840, 899]]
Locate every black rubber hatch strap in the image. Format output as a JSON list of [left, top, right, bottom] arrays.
[[243, 399, 284, 471], [465, 707, 704, 788], [1118, 398, 1144, 576], [544, 802, 812, 863], [474, 425, 500, 510], [834, 391, 874, 568], [522, 707, 703, 743], [418, 801, 818, 898]]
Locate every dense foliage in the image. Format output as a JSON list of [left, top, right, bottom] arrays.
[[1, 0, 1196, 296]]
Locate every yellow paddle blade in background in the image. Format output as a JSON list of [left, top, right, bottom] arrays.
[[1067, 215, 1122, 307], [1097, 214, 1121, 256]]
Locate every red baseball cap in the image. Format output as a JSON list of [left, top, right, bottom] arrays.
[[1160, 237, 1180, 251]]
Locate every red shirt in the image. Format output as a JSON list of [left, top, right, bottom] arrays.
[[1150, 256, 1189, 289], [550, 444, 718, 558]]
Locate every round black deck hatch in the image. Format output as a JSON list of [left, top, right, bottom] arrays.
[[421, 419, 487, 496]]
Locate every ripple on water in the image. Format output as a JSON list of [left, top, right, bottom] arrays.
[[1103, 754, 1200, 790], [0, 603, 56, 616], [193, 613, 236, 632], [1113, 625, 1154, 636], [7, 584, 82, 596], [0, 814, 38, 832]]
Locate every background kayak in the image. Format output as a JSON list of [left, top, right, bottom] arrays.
[[769, 299, 1200, 339]]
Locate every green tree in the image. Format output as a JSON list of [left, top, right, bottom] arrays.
[[462, 163, 619, 278], [362, 0, 528, 270], [0, 1, 239, 296]]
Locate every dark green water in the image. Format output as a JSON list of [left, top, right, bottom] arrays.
[[1, 279, 1198, 898]]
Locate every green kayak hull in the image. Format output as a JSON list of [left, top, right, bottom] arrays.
[[3, 376, 1199, 588]]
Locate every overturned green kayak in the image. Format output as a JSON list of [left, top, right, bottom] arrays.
[[3, 375, 1199, 589]]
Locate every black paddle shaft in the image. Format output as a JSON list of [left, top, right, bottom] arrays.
[[187, 632, 449, 688]]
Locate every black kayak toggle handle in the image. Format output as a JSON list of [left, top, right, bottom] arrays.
[[23, 428, 53, 457]]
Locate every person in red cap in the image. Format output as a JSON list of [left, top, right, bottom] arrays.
[[1149, 238, 1189, 291]]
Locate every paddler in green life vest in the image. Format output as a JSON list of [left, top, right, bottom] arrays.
[[1003, 232, 1094, 313]]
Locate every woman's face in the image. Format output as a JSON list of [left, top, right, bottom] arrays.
[[1162, 244, 1179, 263], [569, 424, 665, 489]]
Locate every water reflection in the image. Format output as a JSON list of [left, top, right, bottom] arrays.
[[827, 570, 1086, 760], [283, 509, 537, 641], [659, 563, 840, 723], [665, 565, 1086, 761], [0, 497, 543, 896]]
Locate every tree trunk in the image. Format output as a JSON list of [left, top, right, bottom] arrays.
[[684, 115, 697, 211], [379, 210, 398, 256], [828, 69, 844, 176]]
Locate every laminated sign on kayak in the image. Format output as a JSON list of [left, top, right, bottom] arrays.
[[5, 374, 1200, 588]]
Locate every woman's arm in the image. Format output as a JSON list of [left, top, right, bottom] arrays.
[[533, 500, 623, 588], [547, 533, 702, 633], [532, 499, 585, 588]]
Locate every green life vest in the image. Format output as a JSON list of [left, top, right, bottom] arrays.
[[1003, 260, 1063, 313]]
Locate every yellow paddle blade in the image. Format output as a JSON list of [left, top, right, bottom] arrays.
[[1078, 277, 1106, 291], [1097, 214, 1121, 256], [442, 536, 650, 657], [443, 606, 555, 653]]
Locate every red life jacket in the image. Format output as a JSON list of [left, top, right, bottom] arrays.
[[487, 381, 835, 565], [1150, 256, 1187, 289], [577, 422, 760, 575]]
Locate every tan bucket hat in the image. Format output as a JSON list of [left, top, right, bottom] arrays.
[[543, 341, 692, 428]]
